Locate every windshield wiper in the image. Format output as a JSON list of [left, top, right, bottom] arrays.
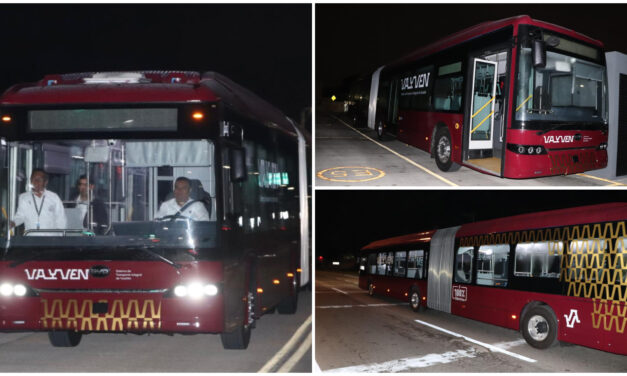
[[536, 123, 570, 135], [132, 245, 182, 271]]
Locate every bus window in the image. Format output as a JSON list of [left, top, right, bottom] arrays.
[[386, 252, 394, 276], [393, 251, 407, 277], [454, 246, 474, 283], [514, 241, 564, 278], [377, 252, 388, 275], [569, 239, 607, 281], [616, 238, 627, 283], [368, 253, 377, 275], [433, 62, 463, 112], [477, 244, 509, 287], [407, 250, 424, 279]]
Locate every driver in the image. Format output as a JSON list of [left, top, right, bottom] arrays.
[[156, 177, 210, 221]]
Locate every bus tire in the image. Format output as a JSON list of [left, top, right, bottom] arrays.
[[376, 122, 385, 140], [277, 275, 299, 314], [48, 331, 82, 347], [410, 288, 426, 312], [434, 127, 461, 172], [368, 282, 375, 296], [521, 305, 558, 349], [221, 284, 255, 349]]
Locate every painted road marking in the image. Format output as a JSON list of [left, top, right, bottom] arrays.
[[492, 339, 527, 350], [330, 115, 458, 186], [414, 319, 536, 363], [576, 173, 625, 186], [317, 303, 405, 309], [331, 287, 348, 295], [315, 290, 364, 294], [276, 332, 312, 372], [323, 348, 477, 372], [317, 166, 385, 183], [258, 315, 312, 373]]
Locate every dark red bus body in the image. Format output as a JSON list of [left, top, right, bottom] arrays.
[[359, 203, 627, 355]]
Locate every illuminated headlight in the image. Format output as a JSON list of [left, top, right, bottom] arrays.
[[0, 283, 13, 296], [173, 283, 219, 298], [0, 283, 28, 297]]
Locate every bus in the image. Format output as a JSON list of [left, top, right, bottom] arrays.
[[358, 203, 627, 355], [354, 15, 608, 178], [0, 70, 310, 350]]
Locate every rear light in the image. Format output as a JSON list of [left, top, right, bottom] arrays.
[[507, 143, 547, 155]]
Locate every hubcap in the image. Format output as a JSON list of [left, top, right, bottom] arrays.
[[437, 136, 451, 163], [246, 291, 255, 328], [527, 315, 549, 341], [411, 292, 419, 308]]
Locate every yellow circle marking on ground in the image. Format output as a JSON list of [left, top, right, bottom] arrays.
[[317, 166, 386, 183]]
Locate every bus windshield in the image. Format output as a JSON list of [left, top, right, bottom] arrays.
[[0, 138, 217, 261], [515, 47, 608, 125]]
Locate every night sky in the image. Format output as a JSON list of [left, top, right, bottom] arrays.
[[316, 190, 627, 259], [316, 4, 627, 98], [0, 4, 311, 121]]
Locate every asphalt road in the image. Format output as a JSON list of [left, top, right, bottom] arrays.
[[315, 271, 627, 372], [0, 290, 311, 372], [315, 112, 627, 187]]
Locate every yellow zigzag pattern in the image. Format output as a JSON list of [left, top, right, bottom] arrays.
[[460, 221, 627, 334], [41, 299, 161, 331]]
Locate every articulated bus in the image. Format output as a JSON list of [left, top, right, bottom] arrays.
[[350, 15, 608, 178], [359, 203, 627, 355], [0, 71, 310, 349]]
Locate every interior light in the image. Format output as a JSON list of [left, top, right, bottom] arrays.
[[192, 112, 204, 120]]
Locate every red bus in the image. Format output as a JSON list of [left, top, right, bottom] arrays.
[[353, 15, 608, 178], [358, 203, 627, 354], [0, 71, 310, 349]]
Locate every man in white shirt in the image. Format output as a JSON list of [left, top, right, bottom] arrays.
[[11, 169, 67, 232], [156, 177, 210, 221]]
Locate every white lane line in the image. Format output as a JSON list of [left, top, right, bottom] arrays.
[[330, 115, 458, 187], [317, 303, 405, 309], [276, 332, 312, 372], [331, 287, 348, 295], [315, 290, 363, 294], [258, 315, 312, 373], [414, 319, 536, 363], [492, 339, 527, 350], [323, 348, 477, 373]]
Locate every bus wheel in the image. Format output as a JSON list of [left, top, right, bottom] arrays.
[[221, 290, 254, 349], [376, 122, 385, 140], [521, 305, 558, 349], [410, 289, 425, 312], [368, 282, 374, 296], [434, 127, 461, 172], [48, 331, 82, 347], [278, 275, 299, 314]]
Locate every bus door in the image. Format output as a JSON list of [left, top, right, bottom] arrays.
[[468, 59, 498, 156]]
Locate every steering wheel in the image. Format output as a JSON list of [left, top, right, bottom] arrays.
[[156, 214, 194, 222]]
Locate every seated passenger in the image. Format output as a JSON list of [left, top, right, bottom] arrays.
[[156, 177, 210, 221]]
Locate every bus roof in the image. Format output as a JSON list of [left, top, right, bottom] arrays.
[[389, 15, 603, 68], [0, 71, 301, 137], [361, 203, 627, 252]]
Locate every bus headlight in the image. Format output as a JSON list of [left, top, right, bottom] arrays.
[[172, 283, 219, 298], [507, 144, 547, 155], [0, 283, 30, 297]]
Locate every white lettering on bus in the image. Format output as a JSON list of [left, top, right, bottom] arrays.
[[564, 309, 581, 328], [24, 268, 89, 281], [543, 135, 575, 144], [401, 72, 431, 91]]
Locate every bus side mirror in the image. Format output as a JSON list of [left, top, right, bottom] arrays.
[[532, 39, 547, 68], [229, 147, 247, 182]]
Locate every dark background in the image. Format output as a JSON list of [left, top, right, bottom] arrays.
[[316, 4, 627, 99], [316, 190, 627, 261], [0, 4, 311, 122]]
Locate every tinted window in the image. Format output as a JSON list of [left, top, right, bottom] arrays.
[[477, 244, 509, 287], [454, 246, 474, 283]]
